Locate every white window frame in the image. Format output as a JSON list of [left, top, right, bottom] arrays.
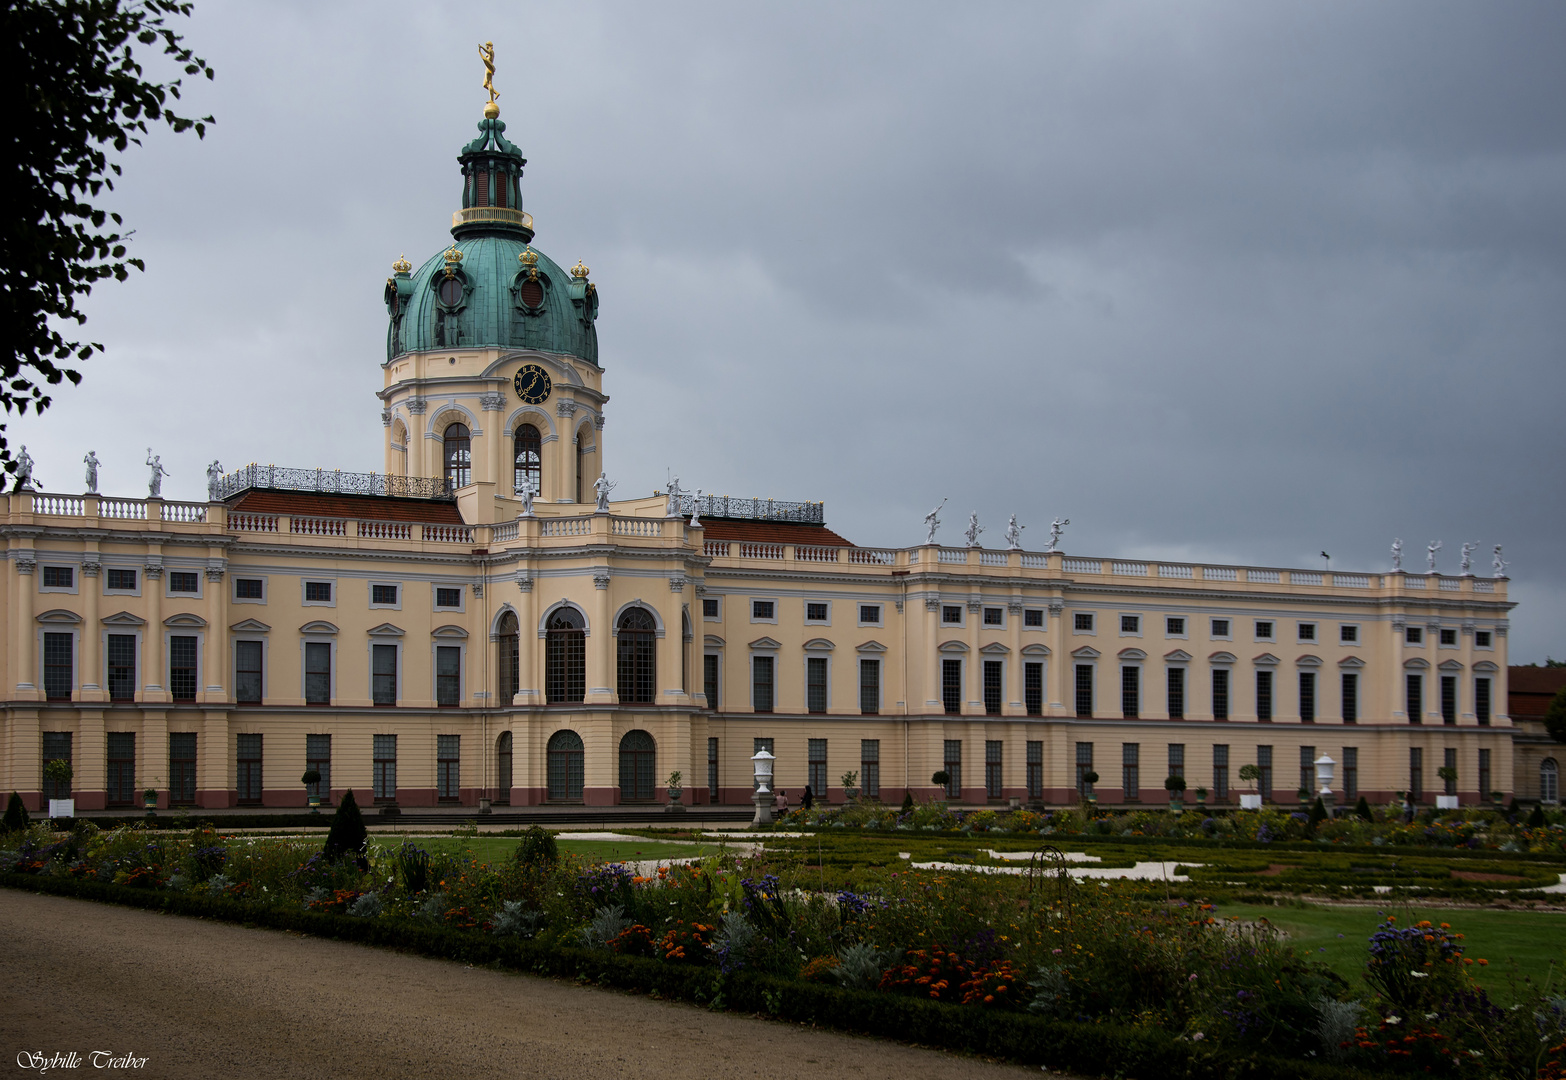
[[164, 569, 204, 599], [163, 628, 206, 699], [857, 603, 883, 627], [432, 583, 466, 612], [702, 595, 723, 622], [302, 578, 337, 608], [982, 606, 1006, 629], [39, 565, 79, 595], [856, 653, 883, 713], [1296, 621, 1317, 644], [1209, 617, 1232, 641], [103, 627, 144, 698], [368, 580, 404, 611], [1438, 627, 1460, 650], [1474, 630, 1494, 650], [368, 636, 405, 705], [750, 646, 780, 711], [1072, 611, 1096, 636], [1023, 608, 1046, 629], [941, 604, 966, 628], [803, 645, 833, 713], [37, 625, 82, 697], [1339, 623, 1360, 646], [103, 567, 142, 597], [431, 640, 467, 707], [1164, 616, 1187, 639], [232, 575, 267, 604], [232, 634, 268, 704], [749, 598, 779, 625], [1253, 619, 1275, 642], [299, 631, 337, 704], [1119, 613, 1143, 638], [803, 599, 832, 626]]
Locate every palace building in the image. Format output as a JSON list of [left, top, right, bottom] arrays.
[[0, 98, 1521, 814]]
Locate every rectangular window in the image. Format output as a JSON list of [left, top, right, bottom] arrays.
[[1024, 609, 1044, 627], [859, 604, 881, 624], [1026, 740, 1043, 799], [372, 584, 399, 605], [707, 737, 719, 802], [1211, 618, 1230, 637], [1074, 612, 1094, 632], [1475, 677, 1491, 726], [1478, 748, 1492, 799], [1475, 630, 1492, 648], [1167, 666, 1185, 720], [1300, 745, 1315, 798], [436, 587, 462, 608], [237, 733, 263, 804], [1212, 668, 1230, 720], [1024, 662, 1043, 716], [1257, 744, 1273, 801], [1122, 743, 1140, 802], [943, 658, 962, 715], [1406, 673, 1423, 724], [1298, 622, 1316, 642], [1440, 675, 1457, 725], [1166, 616, 1185, 636], [235, 640, 263, 704], [373, 734, 397, 801], [1342, 672, 1359, 724], [1076, 741, 1094, 797], [1120, 615, 1140, 634], [43, 566, 73, 588], [107, 732, 135, 806], [806, 656, 828, 713], [752, 655, 775, 713], [436, 646, 461, 706], [1299, 670, 1316, 723], [1340, 625, 1359, 644], [372, 644, 398, 706], [1443, 747, 1457, 796], [1440, 628, 1457, 646], [1409, 747, 1423, 803], [42, 732, 72, 800], [1405, 626, 1423, 645], [752, 600, 775, 620], [1168, 743, 1185, 780], [943, 605, 963, 625], [304, 642, 331, 705], [861, 739, 880, 799], [806, 602, 829, 622], [43, 632, 73, 701], [169, 571, 199, 593], [1256, 670, 1273, 722], [168, 732, 196, 805], [985, 740, 1003, 799], [702, 597, 719, 618], [983, 660, 1003, 716], [169, 635, 198, 702], [984, 607, 1004, 626], [1213, 744, 1229, 801], [305, 581, 332, 603], [235, 578, 264, 599], [1121, 666, 1139, 718], [1075, 664, 1094, 718], [808, 739, 827, 798], [1255, 620, 1273, 640], [1342, 747, 1358, 800], [943, 740, 962, 798], [107, 568, 136, 590], [438, 734, 460, 801], [704, 654, 720, 709], [859, 658, 880, 715], [306, 734, 331, 802], [107, 634, 136, 701]]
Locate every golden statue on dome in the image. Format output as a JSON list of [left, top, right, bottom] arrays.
[[479, 41, 499, 118]]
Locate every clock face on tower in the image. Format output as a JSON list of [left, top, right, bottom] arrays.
[[513, 364, 552, 404]]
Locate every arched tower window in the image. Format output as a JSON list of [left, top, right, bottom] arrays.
[[497, 611, 519, 703], [545, 608, 586, 704], [682, 610, 693, 696], [443, 424, 471, 489], [575, 431, 585, 503], [547, 730, 584, 801], [1544, 758, 1559, 804], [619, 729, 656, 801], [616, 607, 657, 703], [514, 423, 541, 497]]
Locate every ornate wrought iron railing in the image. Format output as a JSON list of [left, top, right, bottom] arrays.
[[675, 493, 824, 525], [216, 465, 454, 502]]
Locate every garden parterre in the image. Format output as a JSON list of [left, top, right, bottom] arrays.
[[6, 814, 1566, 1078]]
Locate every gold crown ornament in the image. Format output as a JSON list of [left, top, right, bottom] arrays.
[[392, 254, 413, 275], [571, 260, 590, 280], [443, 244, 465, 279], [519, 247, 540, 281]]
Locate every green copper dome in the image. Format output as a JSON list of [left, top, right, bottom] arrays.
[[384, 113, 600, 364]]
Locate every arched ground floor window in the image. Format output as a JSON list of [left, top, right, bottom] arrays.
[[1543, 758, 1559, 805], [548, 729, 584, 802], [619, 729, 656, 801]]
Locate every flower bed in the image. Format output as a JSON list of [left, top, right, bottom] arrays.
[[6, 818, 1565, 1077]]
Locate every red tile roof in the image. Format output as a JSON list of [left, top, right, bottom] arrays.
[[228, 490, 466, 524], [1510, 666, 1566, 719], [700, 519, 855, 547]]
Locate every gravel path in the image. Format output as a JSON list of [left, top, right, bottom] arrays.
[[0, 890, 1042, 1080]]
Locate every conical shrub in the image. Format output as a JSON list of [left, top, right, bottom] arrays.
[[323, 789, 367, 860], [2, 792, 28, 833]]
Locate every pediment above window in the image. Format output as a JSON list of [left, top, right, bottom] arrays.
[[163, 613, 208, 628], [1163, 649, 1192, 662], [230, 618, 271, 633], [1403, 657, 1429, 670], [939, 640, 970, 653], [1438, 659, 1464, 671], [1020, 643, 1051, 656], [1473, 661, 1499, 673], [103, 611, 147, 627], [368, 622, 406, 637], [749, 636, 782, 651], [1209, 651, 1236, 664], [35, 609, 82, 624], [433, 624, 469, 639], [704, 634, 726, 648], [803, 638, 834, 651], [856, 640, 888, 653], [300, 620, 340, 635], [980, 642, 1011, 655], [1071, 645, 1100, 659], [1117, 647, 1147, 660], [1252, 652, 1281, 666], [1338, 655, 1365, 668], [1295, 654, 1323, 667]]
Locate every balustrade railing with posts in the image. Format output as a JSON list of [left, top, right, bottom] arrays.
[[214, 464, 453, 502]]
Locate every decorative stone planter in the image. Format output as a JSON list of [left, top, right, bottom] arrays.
[[143, 793, 158, 811], [479, 797, 492, 815], [48, 799, 74, 820], [1436, 795, 1460, 810], [843, 788, 860, 802], [307, 794, 321, 812], [665, 788, 686, 812], [1239, 794, 1263, 810]]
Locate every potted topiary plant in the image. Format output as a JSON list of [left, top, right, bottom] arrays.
[[301, 768, 323, 812], [932, 770, 951, 802], [1238, 764, 1263, 809], [1194, 786, 1209, 809], [1491, 789, 1505, 805], [1436, 766, 1460, 810], [665, 770, 685, 812], [142, 785, 158, 814], [1081, 770, 1099, 806], [43, 759, 73, 820], [841, 769, 860, 801], [1164, 773, 1187, 813]]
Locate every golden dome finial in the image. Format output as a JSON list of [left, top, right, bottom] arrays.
[[483, 101, 500, 120], [571, 260, 590, 280], [392, 253, 412, 275], [443, 244, 464, 279], [479, 41, 499, 118], [519, 247, 539, 267]]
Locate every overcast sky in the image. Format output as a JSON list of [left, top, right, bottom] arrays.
[[14, 1, 1566, 659]]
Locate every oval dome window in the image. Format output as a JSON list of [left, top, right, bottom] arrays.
[[438, 278, 463, 307], [518, 278, 544, 309]]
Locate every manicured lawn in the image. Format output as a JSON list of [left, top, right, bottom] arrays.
[[1218, 901, 1566, 1001], [371, 835, 728, 866]]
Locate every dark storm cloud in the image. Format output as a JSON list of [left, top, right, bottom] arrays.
[[14, 0, 1564, 657]]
